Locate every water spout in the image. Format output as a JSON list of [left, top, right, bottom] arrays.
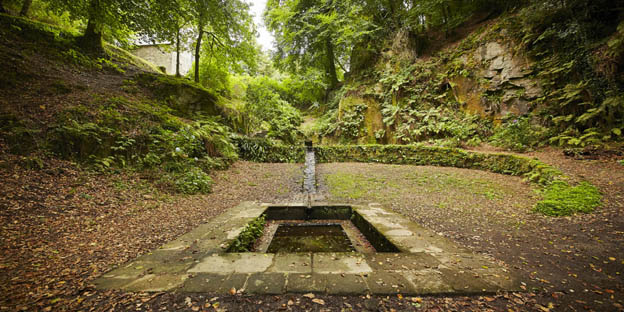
[[303, 141, 315, 219]]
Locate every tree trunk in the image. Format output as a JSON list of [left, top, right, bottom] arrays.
[[79, 0, 103, 53], [176, 28, 181, 77], [20, 0, 32, 17], [325, 38, 339, 90], [194, 28, 204, 83]]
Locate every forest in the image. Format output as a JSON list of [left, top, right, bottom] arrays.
[[0, 0, 623, 311]]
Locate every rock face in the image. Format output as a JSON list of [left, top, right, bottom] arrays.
[[336, 96, 384, 144], [470, 41, 543, 116]]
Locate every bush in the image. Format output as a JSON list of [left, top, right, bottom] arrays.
[[491, 116, 547, 152], [245, 77, 303, 144], [172, 168, 213, 195], [534, 181, 602, 216]]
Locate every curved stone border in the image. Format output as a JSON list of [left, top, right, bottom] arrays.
[[94, 202, 522, 295], [236, 140, 601, 216]]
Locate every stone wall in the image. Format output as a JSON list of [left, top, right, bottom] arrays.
[[132, 45, 193, 76]]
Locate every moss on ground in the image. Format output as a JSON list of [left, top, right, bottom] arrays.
[[237, 139, 602, 217], [534, 181, 602, 216], [325, 173, 399, 200]]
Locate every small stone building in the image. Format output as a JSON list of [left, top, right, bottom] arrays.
[[132, 43, 193, 76]]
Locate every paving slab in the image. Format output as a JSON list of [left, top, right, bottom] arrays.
[[286, 274, 327, 293], [123, 274, 189, 292], [364, 272, 413, 294], [365, 253, 440, 271], [324, 274, 368, 295], [313, 253, 372, 274], [267, 253, 312, 273], [246, 273, 286, 294], [403, 269, 455, 294], [439, 268, 500, 293], [180, 273, 230, 293], [189, 253, 274, 274]]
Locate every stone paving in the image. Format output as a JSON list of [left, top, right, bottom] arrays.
[[95, 202, 523, 295]]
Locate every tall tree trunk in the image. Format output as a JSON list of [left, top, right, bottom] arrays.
[[325, 38, 339, 90], [176, 28, 181, 77], [79, 0, 103, 53], [194, 29, 204, 83], [20, 0, 32, 17]]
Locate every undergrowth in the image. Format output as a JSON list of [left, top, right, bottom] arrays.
[[227, 215, 266, 252]]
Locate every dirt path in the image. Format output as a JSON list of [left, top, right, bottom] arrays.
[[1, 148, 623, 311], [0, 156, 302, 311]]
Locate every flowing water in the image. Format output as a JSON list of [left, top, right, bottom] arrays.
[[303, 145, 316, 195]]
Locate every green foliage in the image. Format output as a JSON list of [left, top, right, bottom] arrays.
[[534, 181, 601, 216], [233, 137, 304, 163], [491, 116, 548, 152], [244, 76, 303, 144], [336, 103, 366, 140], [507, 1, 624, 147], [0, 113, 41, 155], [227, 215, 265, 252], [188, 0, 257, 83], [45, 94, 237, 195], [171, 167, 212, 194]]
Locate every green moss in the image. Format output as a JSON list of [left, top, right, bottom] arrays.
[[134, 72, 222, 118], [403, 171, 503, 199], [325, 173, 373, 200], [534, 181, 602, 216]]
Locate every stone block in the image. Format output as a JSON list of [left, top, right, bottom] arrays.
[[313, 253, 372, 274]]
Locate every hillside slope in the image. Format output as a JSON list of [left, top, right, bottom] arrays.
[[312, 6, 624, 153], [0, 14, 240, 194]]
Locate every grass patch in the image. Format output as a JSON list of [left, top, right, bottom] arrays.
[[325, 173, 368, 200], [403, 171, 503, 200], [534, 181, 602, 216], [325, 173, 398, 200]]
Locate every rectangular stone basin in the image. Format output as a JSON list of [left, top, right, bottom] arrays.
[[267, 224, 355, 253], [232, 206, 400, 253], [94, 202, 522, 296]]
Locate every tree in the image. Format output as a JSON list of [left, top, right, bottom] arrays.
[[189, 0, 256, 83], [46, 0, 150, 52], [139, 0, 193, 77], [265, 0, 377, 91], [20, 0, 32, 16]]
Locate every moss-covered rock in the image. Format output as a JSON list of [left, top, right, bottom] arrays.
[[135, 73, 223, 118]]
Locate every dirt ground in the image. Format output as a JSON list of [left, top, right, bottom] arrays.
[[1, 148, 623, 311]]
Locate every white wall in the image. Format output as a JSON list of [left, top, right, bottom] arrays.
[[132, 45, 193, 76]]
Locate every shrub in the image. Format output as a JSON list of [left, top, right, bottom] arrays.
[[491, 116, 547, 152], [172, 168, 213, 195]]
